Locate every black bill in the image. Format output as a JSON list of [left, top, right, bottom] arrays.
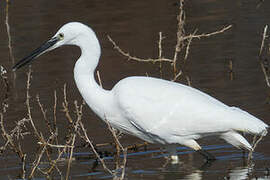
[[12, 37, 59, 71]]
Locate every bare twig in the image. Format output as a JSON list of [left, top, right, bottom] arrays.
[[171, 70, 182, 82], [228, 60, 234, 80], [0, 66, 9, 113], [184, 29, 198, 62], [258, 25, 270, 87], [46, 142, 71, 174], [37, 141, 73, 148], [52, 90, 61, 154], [105, 118, 127, 178], [26, 68, 41, 139], [53, 90, 57, 130], [5, 0, 15, 64], [10, 118, 30, 140], [97, 70, 103, 88], [248, 130, 267, 162], [36, 94, 54, 134], [79, 120, 114, 175], [0, 113, 24, 158], [22, 154, 26, 179], [62, 84, 73, 123], [185, 75, 191, 86], [108, 36, 173, 63], [158, 32, 164, 77], [172, 0, 185, 75], [182, 25, 232, 41], [65, 132, 76, 179], [65, 100, 84, 180], [259, 25, 268, 56], [29, 133, 56, 178]]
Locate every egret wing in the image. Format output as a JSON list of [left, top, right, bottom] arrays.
[[113, 76, 233, 140]]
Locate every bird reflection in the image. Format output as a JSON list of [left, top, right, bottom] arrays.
[[227, 165, 253, 180], [160, 155, 269, 180], [161, 156, 208, 180], [226, 164, 270, 180]]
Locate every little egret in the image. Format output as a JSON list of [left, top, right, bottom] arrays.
[[13, 22, 268, 162]]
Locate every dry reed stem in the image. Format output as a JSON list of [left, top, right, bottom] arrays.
[[0, 116, 29, 159], [30, 144, 48, 178], [54, 164, 63, 178], [53, 90, 61, 154], [5, 0, 17, 99], [53, 90, 57, 130], [229, 60, 233, 80], [97, 70, 103, 88], [65, 132, 76, 179], [26, 68, 41, 139], [79, 120, 114, 175], [65, 100, 83, 180], [62, 84, 73, 123], [185, 75, 191, 86], [158, 32, 164, 77], [36, 94, 54, 134], [22, 154, 26, 179], [36, 92, 62, 168], [37, 142, 73, 148], [29, 133, 57, 178], [45, 86, 84, 176], [10, 119, 30, 140], [25, 68, 58, 178], [258, 25, 270, 87], [105, 119, 127, 179], [248, 131, 266, 162], [46, 143, 71, 174], [5, 0, 15, 64], [0, 113, 24, 158], [184, 29, 197, 63], [172, 70, 182, 82], [0, 66, 9, 113], [172, 0, 185, 75], [259, 25, 268, 56]]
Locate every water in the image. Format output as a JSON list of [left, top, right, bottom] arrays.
[[0, 0, 270, 179]]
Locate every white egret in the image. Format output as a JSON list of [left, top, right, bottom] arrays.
[[13, 22, 268, 163]]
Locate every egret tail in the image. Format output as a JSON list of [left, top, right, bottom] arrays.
[[229, 107, 268, 136]]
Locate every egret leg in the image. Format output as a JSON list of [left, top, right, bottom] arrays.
[[180, 139, 216, 161], [165, 144, 179, 164], [220, 131, 252, 151], [197, 149, 216, 162]]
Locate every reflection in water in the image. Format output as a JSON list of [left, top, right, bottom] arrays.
[[227, 165, 270, 180], [184, 170, 203, 180], [162, 160, 267, 180], [228, 165, 252, 180], [162, 160, 203, 180], [0, 144, 269, 179]]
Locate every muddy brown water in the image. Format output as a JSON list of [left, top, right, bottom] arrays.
[[0, 0, 270, 179]]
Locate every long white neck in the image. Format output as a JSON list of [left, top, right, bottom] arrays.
[[73, 33, 112, 119]]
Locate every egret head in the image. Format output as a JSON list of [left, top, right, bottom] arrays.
[[12, 22, 99, 71]]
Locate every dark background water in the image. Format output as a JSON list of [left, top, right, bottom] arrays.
[[0, 0, 270, 179]]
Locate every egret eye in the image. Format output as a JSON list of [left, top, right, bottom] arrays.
[[59, 33, 64, 40]]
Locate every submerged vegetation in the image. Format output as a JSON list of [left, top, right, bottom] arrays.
[[0, 0, 269, 179]]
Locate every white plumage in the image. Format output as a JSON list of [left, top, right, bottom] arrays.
[[13, 22, 268, 162]]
